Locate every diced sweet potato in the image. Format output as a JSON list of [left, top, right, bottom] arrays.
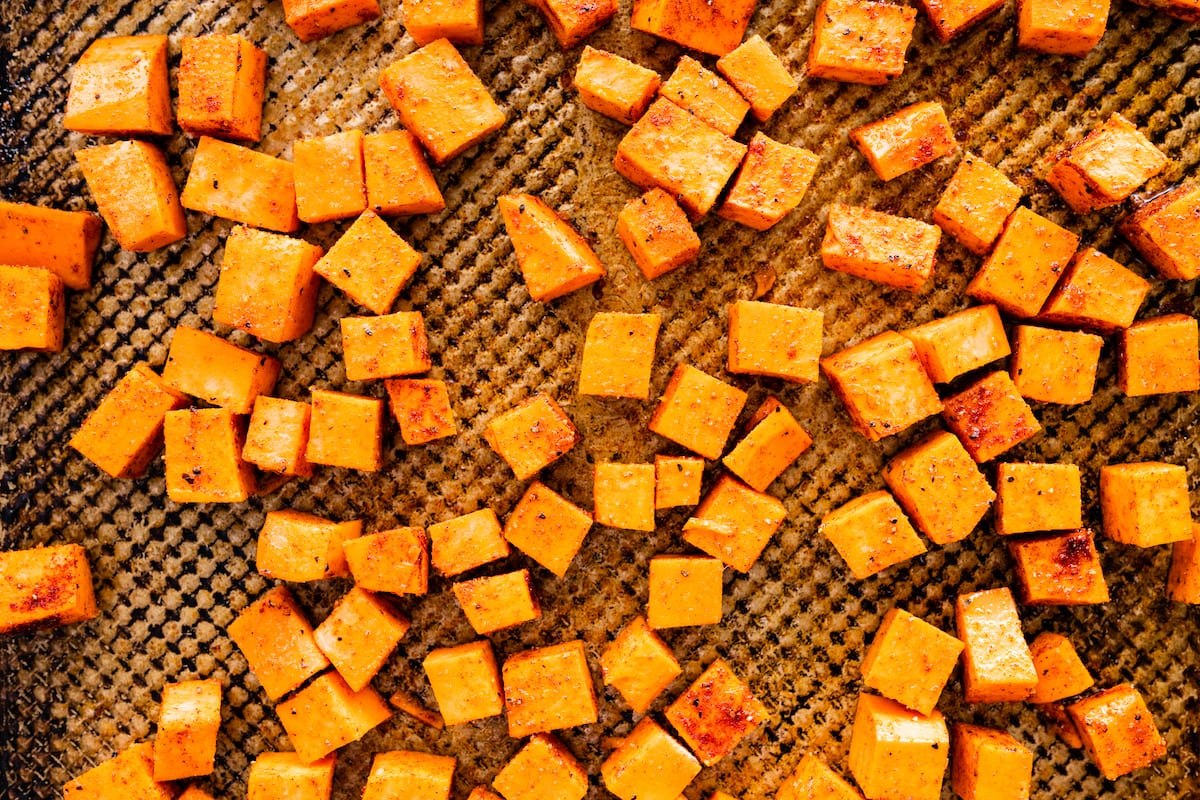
[[1047, 113, 1166, 212], [228, 586, 330, 700], [314, 210, 422, 315], [950, 724, 1033, 800], [153, 678, 222, 781], [343, 527, 429, 595], [403, 0, 485, 45], [294, 131, 367, 223], [341, 311, 431, 381], [0, 266, 65, 352], [0, 200, 102, 290], [1099, 462, 1192, 548], [1012, 325, 1103, 404], [498, 193, 606, 302], [601, 717, 701, 800], [389, 690, 445, 730], [177, 34, 267, 142], [995, 462, 1082, 536], [1017, 0, 1111, 56], [242, 396, 313, 477], [933, 154, 1022, 255], [1120, 183, 1200, 280], [528, 0, 617, 48], [777, 754, 863, 800], [246, 753, 335, 800], [214, 226, 323, 343], [683, 475, 787, 572], [719, 134, 819, 231], [1119, 313, 1200, 396], [483, 392, 580, 479], [616, 189, 700, 279], [276, 672, 392, 763], [966, 207, 1079, 318], [1167, 523, 1200, 603], [428, 509, 509, 577], [386, 378, 457, 445], [594, 462, 656, 531], [1067, 684, 1167, 779], [1039, 247, 1149, 332], [654, 455, 704, 509], [363, 130, 445, 217], [820, 491, 927, 580], [647, 555, 724, 629], [599, 615, 681, 713], [659, 56, 749, 137], [808, 0, 916, 85], [902, 305, 1010, 384], [1009, 528, 1110, 605], [362, 752, 455, 800], [848, 693, 948, 800], [63, 743, 176, 800], [1028, 631, 1094, 703], [722, 397, 812, 491], [716, 35, 797, 122], [665, 658, 766, 767], [630, 0, 757, 55], [502, 640, 598, 737], [941, 370, 1042, 463], [883, 431, 995, 545], [76, 140, 187, 251], [574, 47, 661, 125], [1040, 702, 1085, 749], [256, 510, 360, 582], [163, 408, 256, 503], [163, 326, 280, 414], [305, 389, 385, 472], [503, 482, 593, 577], [0, 543, 97, 634], [578, 312, 661, 399], [956, 587, 1038, 703], [180, 137, 299, 233], [649, 363, 747, 459], [820, 204, 941, 291], [65, 35, 172, 136], [861, 608, 963, 716], [492, 734, 588, 800], [178, 784, 215, 800], [282, 0, 382, 42], [452, 569, 542, 634], [727, 300, 824, 384], [315, 587, 410, 691], [423, 640, 504, 725], [919, 0, 1006, 40], [850, 102, 957, 182]]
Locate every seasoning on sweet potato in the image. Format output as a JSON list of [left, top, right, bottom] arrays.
[[941, 370, 1042, 463], [528, 0, 617, 48], [599, 615, 681, 713], [849, 693, 948, 800], [276, 672, 392, 763], [363, 753, 456, 800], [1167, 523, 1200, 603], [180, 136, 300, 233], [850, 102, 957, 182], [242, 396, 314, 477], [228, 586, 330, 701], [808, 0, 916, 85], [727, 300, 824, 384], [1039, 247, 1150, 332], [1011, 325, 1104, 405], [601, 717, 701, 800], [153, 678, 222, 782], [919, 0, 1006, 40], [966, 207, 1079, 318], [722, 397, 812, 492], [1047, 113, 1166, 212], [314, 210, 422, 315], [428, 509, 510, 578], [1008, 528, 1110, 605], [76, 140, 187, 251], [616, 189, 700, 279], [1099, 461, 1192, 548], [574, 47, 661, 125], [1119, 313, 1200, 396], [719, 133, 819, 231], [502, 640, 598, 737], [294, 130, 367, 223], [63, 743, 174, 800], [1017, 0, 1111, 56], [777, 753, 864, 800], [315, 587, 410, 691], [423, 640, 504, 725], [860, 608, 963, 716], [343, 527, 429, 595], [995, 462, 1082, 536], [649, 363, 747, 459], [933, 153, 1022, 255], [630, 0, 757, 56], [0, 200, 102, 290], [282, 0, 382, 43], [341, 311, 432, 381], [1028, 631, 1094, 703], [956, 587, 1038, 703], [647, 555, 723, 629], [498, 194, 606, 301], [247, 753, 335, 800], [0, 543, 97, 635], [214, 226, 324, 343], [363, 130, 445, 216], [665, 658, 766, 767], [820, 491, 927, 580], [452, 569, 542, 634], [901, 305, 1010, 384], [659, 56, 749, 137], [65, 35, 172, 136], [255, 510, 360, 582], [503, 482, 593, 577], [177, 34, 267, 142], [577, 312, 660, 399], [882, 431, 994, 545], [1067, 684, 1167, 780], [388, 689, 445, 730], [683, 475, 787, 572], [163, 408, 257, 503], [716, 35, 797, 122], [493, 734, 588, 800], [163, 326, 281, 414], [1119, 183, 1200, 280], [593, 462, 656, 531], [950, 724, 1034, 800], [483, 392, 580, 479], [820, 204, 941, 292], [385, 378, 457, 445], [402, 0, 485, 45], [654, 455, 704, 509], [305, 389, 386, 472], [0, 265, 66, 352]]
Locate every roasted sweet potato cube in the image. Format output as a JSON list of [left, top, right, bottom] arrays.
[[723, 397, 812, 491], [242, 397, 313, 476], [386, 378, 457, 445], [177, 35, 266, 142], [247, 753, 336, 800], [343, 527, 429, 595], [363, 131, 445, 217], [277, 672, 392, 763], [1040, 702, 1085, 749], [1017, 0, 1111, 55], [153, 679, 221, 781], [484, 393, 580, 479], [341, 311, 432, 381], [1099, 462, 1192, 547], [647, 555, 723, 629], [659, 56, 748, 137], [403, 0, 485, 45], [942, 371, 1042, 463], [0, 266, 65, 352], [423, 640, 504, 725], [180, 137, 299, 233], [256, 510, 360, 582], [862, 608, 963, 716], [995, 462, 1082, 536], [574, 47, 661, 124], [503, 482, 592, 577], [1168, 522, 1200, 603], [1048, 113, 1165, 212], [498, 193, 606, 301], [820, 204, 941, 291], [293, 131, 367, 223], [808, 0, 916, 85], [429, 509, 509, 577], [1028, 632, 1094, 703], [820, 331, 942, 441], [654, 455, 704, 509], [850, 102, 957, 182], [883, 431, 994, 545], [178, 784, 215, 800], [0, 544, 97, 634], [63, 743, 175, 800], [630, 0, 756, 55], [314, 211, 422, 314], [727, 300, 823, 385], [362, 752, 455, 800], [163, 408, 256, 503], [956, 587, 1038, 703], [719, 134, 819, 231], [601, 717, 701, 800], [503, 640, 598, 737], [76, 140, 187, 251], [389, 690, 444, 730], [848, 693, 948, 800], [599, 615, 681, 713], [1119, 313, 1200, 396], [820, 491, 926, 580], [649, 364, 747, 459], [452, 569, 542, 634], [305, 389, 385, 472], [492, 734, 588, 800], [282, 0, 382, 42], [665, 658, 766, 767], [214, 226, 323, 343], [1040, 248, 1149, 332], [594, 462, 656, 531], [577, 312, 661, 399], [777, 753, 863, 800], [614, 98, 747, 218], [683, 475, 787, 572], [616, 189, 700, 279], [0, 200, 102, 290], [919, 0, 1006, 40], [1067, 684, 1167, 779], [902, 306, 1010, 384], [966, 207, 1078, 318], [950, 724, 1033, 800], [163, 327, 280, 414], [1009, 528, 1110, 605], [228, 586, 330, 700], [933, 154, 1022, 255], [716, 35, 797, 122], [65, 35, 172, 136], [528, 0, 617, 48], [314, 588, 410, 691], [1120, 183, 1200, 280]]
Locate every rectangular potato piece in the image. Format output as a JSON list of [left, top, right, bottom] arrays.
[[0, 543, 98, 634], [0, 200, 102, 290]]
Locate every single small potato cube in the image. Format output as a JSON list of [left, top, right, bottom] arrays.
[[1039, 247, 1150, 332], [933, 154, 1022, 255], [256, 510, 360, 582], [727, 300, 823, 385], [379, 39, 505, 164], [498, 193, 606, 302], [647, 555, 724, 629], [1120, 183, 1200, 280], [502, 640, 598, 737], [654, 455, 704, 509], [242, 396, 313, 477], [528, 0, 618, 48], [941, 371, 1042, 463], [343, 527, 429, 595], [860, 607, 964, 716], [423, 640, 504, 725], [403, 0, 485, 45], [665, 658, 766, 767], [1048, 113, 1166, 212], [163, 408, 256, 503], [995, 462, 1082, 536], [850, 102, 957, 182], [614, 98, 748, 218], [849, 694, 948, 800], [716, 35, 797, 122], [820, 204, 941, 292], [214, 226, 323, 343], [919, 0, 1006, 40], [594, 462, 656, 531], [808, 0, 917, 85], [1099, 461, 1192, 547], [902, 305, 1010, 384], [1067, 684, 1167, 780], [966, 207, 1079, 318], [950, 724, 1033, 800], [386, 378, 457, 445], [247, 753, 336, 800], [659, 56, 749, 137], [630, 0, 755, 55], [294, 131, 367, 223], [389, 689, 445, 730], [503, 482, 593, 577], [76, 140, 187, 251], [362, 752, 455, 800], [1008, 528, 1110, 605], [492, 734, 588, 800], [65, 35, 172, 136], [428, 509, 510, 577], [601, 717, 701, 800], [1028, 631, 1094, 704], [452, 569, 542, 634], [305, 389, 385, 472], [282, 0, 382, 42], [341, 311, 432, 381], [0, 200, 103, 290], [276, 671, 392, 763], [0, 543, 97, 634], [1119, 313, 1200, 396], [777, 753, 863, 800], [70, 363, 188, 478], [599, 615, 681, 713], [163, 327, 280, 414], [315, 587, 410, 691], [363, 130, 445, 217], [1168, 522, 1200, 603], [0, 266, 65, 352], [956, 587, 1038, 703], [180, 137, 299, 233], [683, 474, 787, 572], [483, 393, 580, 479], [723, 397, 813, 492], [617, 189, 700, 280], [314, 210, 422, 315], [649, 363, 747, 459], [63, 743, 174, 800], [1017, 0, 1111, 56], [228, 586, 330, 700], [577, 312, 661, 399], [153, 678, 221, 781], [883, 431, 995, 545], [820, 491, 926, 580], [177, 34, 266, 141], [720, 134, 820, 231], [820, 331, 943, 441], [574, 47, 661, 125]]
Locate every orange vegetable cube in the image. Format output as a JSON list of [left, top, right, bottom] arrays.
[[776, 753, 864, 800], [363, 130, 445, 217], [76, 140, 187, 251], [452, 569, 542, 634], [860, 608, 964, 716], [1119, 313, 1200, 396], [933, 154, 1022, 255], [918, 0, 1005, 40], [282, 0, 382, 42], [65, 35, 172, 136], [492, 734, 588, 800], [386, 378, 457, 445], [1040, 702, 1085, 749], [594, 462, 656, 531], [389, 689, 445, 730], [574, 47, 661, 125], [0, 543, 97, 634], [403, 0, 485, 45], [956, 587, 1038, 703], [497, 193, 606, 302], [820, 491, 927, 580], [228, 586, 330, 700], [683, 474, 787, 572], [1067, 684, 1167, 779], [719, 134, 819, 231], [649, 363, 747, 459], [314, 587, 410, 691], [177, 34, 267, 142], [1168, 522, 1200, 603], [654, 455, 704, 509], [1008, 528, 1110, 605], [180, 137, 299, 233], [1048, 113, 1165, 212], [423, 640, 504, 725], [659, 56, 748, 137], [0, 266, 65, 352], [178, 784, 215, 800], [502, 640, 598, 737], [630, 0, 756, 55], [883, 431, 994, 545], [428, 509, 510, 577], [848, 693, 949, 800], [616, 189, 700, 279], [484, 393, 580, 479], [665, 658, 766, 767], [242, 396, 313, 477], [528, 0, 618, 48], [213, 226, 324, 343], [314, 210, 422, 314], [255, 510, 359, 582], [1039, 247, 1149, 332], [163, 408, 256, 503], [967, 207, 1078, 317], [276, 671, 392, 763], [941, 371, 1042, 463], [850, 102, 957, 182], [163, 327, 280, 414], [503, 482, 593, 577], [63, 743, 175, 800], [716, 35, 797, 122], [1120, 183, 1200, 280], [808, 0, 917, 85], [902, 305, 1010, 385], [820, 204, 941, 291], [1099, 461, 1192, 547], [577, 312, 660, 399], [950, 724, 1033, 800], [153, 678, 222, 781], [1028, 632, 1094, 703], [246, 753, 335, 800], [362, 752, 455, 800], [293, 131, 367, 223], [305, 389, 385, 472], [343, 527, 429, 595], [599, 615, 681, 713], [995, 462, 1082, 536], [647, 555, 723, 629], [601, 717, 701, 800], [0, 200, 102, 290], [341, 311, 431, 381], [1017, 0, 1111, 55], [722, 397, 812, 491]]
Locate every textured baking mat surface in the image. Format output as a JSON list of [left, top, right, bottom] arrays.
[[2, 0, 1199, 798]]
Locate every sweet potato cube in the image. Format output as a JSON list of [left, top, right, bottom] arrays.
[[649, 364, 747, 459], [574, 47, 661, 125], [933, 154, 1022, 255], [614, 98, 748, 218], [919, 0, 1006, 40], [492, 734, 588, 800], [601, 717, 701, 800], [163, 327, 280, 414], [423, 640, 504, 725], [305, 389, 385, 471], [851, 102, 957, 182], [630, 0, 756, 55], [242, 397, 313, 476], [1048, 113, 1165, 212], [483, 393, 580, 479], [1119, 313, 1200, 396], [683, 475, 787, 572], [776, 753, 863, 800], [1099, 462, 1192, 547], [1040, 248, 1149, 332], [256, 510, 360, 582], [995, 462, 1082, 536], [902, 306, 1010, 385], [177, 35, 266, 142], [65, 35, 172, 136], [848, 693, 948, 800], [665, 658, 766, 767], [0, 200, 102, 290], [720, 134, 819, 231], [178, 784, 215, 800], [528, 0, 617, 48], [1017, 0, 1111, 55], [214, 226, 323, 343], [429, 509, 509, 577], [820, 204, 941, 291], [577, 312, 661, 399], [599, 615, 681, 713], [341, 311, 431, 381], [0, 266, 65, 352], [1067, 684, 1167, 779], [820, 491, 926, 580], [1120, 183, 1200, 280], [282, 0, 382, 42], [1168, 522, 1200, 603], [452, 569, 542, 634], [654, 455, 704, 509], [379, 39, 505, 164], [502, 640, 598, 737], [163, 408, 256, 503], [716, 35, 797, 122], [314, 587, 410, 691], [362, 752, 455, 800], [723, 397, 812, 491], [153, 679, 221, 781], [967, 207, 1078, 317], [883, 431, 994, 545], [76, 140, 187, 251], [1040, 702, 1085, 749], [314, 211, 422, 314], [363, 130, 445, 217], [594, 462, 656, 531], [293, 131, 367, 223], [343, 527, 429, 595], [956, 587, 1038, 703], [0, 544, 97, 634], [228, 586, 330, 700], [1028, 632, 1094, 703], [503, 482, 593, 577], [277, 672, 392, 763], [180, 137, 299, 233], [659, 56, 748, 137], [950, 724, 1033, 800], [386, 378, 457, 445], [1008, 528, 1110, 605], [403, 0, 485, 46], [647, 555, 723, 629], [820, 331, 942, 441], [389, 690, 445, 730], [808, 0, 917, 85], [246, 753, 335, 800], [860, 608, 964, 716], [63, 743, 175, 800], [616, 189, 700, 279], [498, 193, 606, 302], [942, 371, 1042, 463]]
